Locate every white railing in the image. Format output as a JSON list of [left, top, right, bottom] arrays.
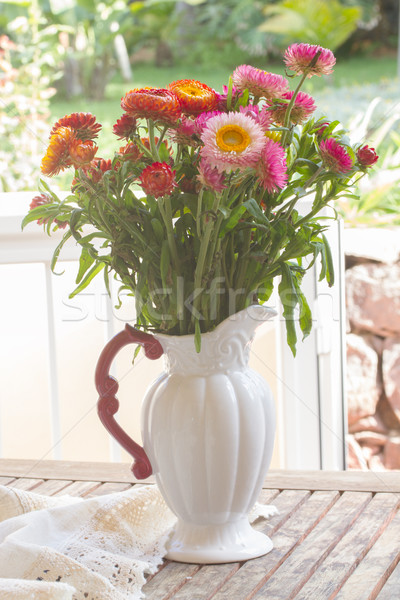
[[0, 192, 347, 469]]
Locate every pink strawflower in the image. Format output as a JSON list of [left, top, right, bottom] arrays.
[[197, 159, 227, 193], [320, 138, 353, 173], [268, 91, 316, 125], [239, 104, 272, 131], [255, 138, 288, 193], [284, 43, 336, 78], [30, 194, 68, 229], [194, 111, 223, 135], [216, 85, 243, 111], [232, 65, 289, 100], [200, 111, 267, 174], [357, 145, 378, 167], [168, 117, 198, 146]]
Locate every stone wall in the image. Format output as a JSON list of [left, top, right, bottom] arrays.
[[345, 228, 400, 470]]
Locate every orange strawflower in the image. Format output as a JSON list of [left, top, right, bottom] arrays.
[[139, 162, 177, 198], [69, 138, 98, 168], [118, 142, 143, 162], [121, 88, 182, 124], [50, 112, 101, 141], [72, 158, 114, 186], [41, 126, 76, 176], [113, 114, 137, 140], [29, 193, 68, 229], [168, 79, 218, 116]]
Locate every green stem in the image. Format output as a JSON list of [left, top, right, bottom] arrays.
[[196, 188, 204, 238], [147, 119, 160, 161], [158, 196, 180, 274], [192, 195, 220, 324]]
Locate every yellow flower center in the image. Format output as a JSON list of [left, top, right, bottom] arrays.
[[181, 84, 205, 97], [216, 125, 251, 153], [265, 131, 282, 143]]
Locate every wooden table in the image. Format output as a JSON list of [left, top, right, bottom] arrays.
[[1, 459, 399, 599]]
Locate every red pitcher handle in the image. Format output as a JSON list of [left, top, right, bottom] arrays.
[[95, 324, 164, 479]]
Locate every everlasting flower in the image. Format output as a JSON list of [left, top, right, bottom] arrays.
[[232, 65, 289, 100], [200, 111, 266, 173], [139, 162, 177, 198], [284, 43, 336, 78], [118, 142, 143, 162], [69, 139, 98, 168], [320, 138, 353, 173], [255, 138, 288, 193], [357, 145, 378, 167], [197, 159, 227, 193], [168, 79, 218, 116], [41, 126, 76, 176], [168, 117, 198, 146], [239, 104, 272, 131], [195, 111, 223, 135], [268, 91, 316, 125], [73, 158, 114, 186], [29, 194, 67, 228], [50, 113, 101, 141], [121, 88, 182, 124], [113, 114, 137, 140], [216, 85, 243, 111]]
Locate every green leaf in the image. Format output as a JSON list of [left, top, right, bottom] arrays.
[[69, 262, 105, 298], [50, 230, 73, 274], [76, 247, 96, 284], [293, 276, 312, 340], [219, 204, 246, 236], [243, 198, 270, 224], [278, 263, 298, 356], [151, 218, 164, 243], [322, 234, 334, 286]]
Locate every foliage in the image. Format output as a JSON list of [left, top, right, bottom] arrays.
[[259, 0, 362, 51], [23, 45, 378, 354], [337, 98, 400, 226]]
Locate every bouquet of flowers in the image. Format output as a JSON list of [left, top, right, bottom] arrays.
[[23, 43, 378, 354]]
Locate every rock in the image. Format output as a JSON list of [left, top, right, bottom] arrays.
[[383, 437, 400, 469], [346, 263, 400, 336], [346, 435, 368, 470], [354, 431, 387, 447], [348, 415, 386, 435], [382, 338, 400, 426], [344, 227, 400, 264], [368, 453, 386, 471], [346, 334, 381, 425]]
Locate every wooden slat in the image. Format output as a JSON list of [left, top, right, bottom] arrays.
[[249, 491, 372, 600], [7, 478, 45, 491], [53, 481, 103, 497], [376, 561, 400, 600], [1, 460, 400, 492], [29, 480, 74, 496], [292, 493, 400, 600], [85, 482, 134, 496], [335, 506, 400, 600]]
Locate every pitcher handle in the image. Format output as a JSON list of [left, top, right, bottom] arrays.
[[95, 324, 163, 479]]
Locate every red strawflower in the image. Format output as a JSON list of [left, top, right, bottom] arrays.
[[29, 193, 67, 229], [168, 79, 218, 116], [139, 162, 177, 198], [113, 114, 137, 140], [118, 142, 143, 162], [50, 113, 101, 141], [77, 158, 114, 185], [121, 88, 182, 124], [357, 145, 378, 167], [69, 138, 98, 168], [41, 126, 75, 176], [320, 138, 353, 173]]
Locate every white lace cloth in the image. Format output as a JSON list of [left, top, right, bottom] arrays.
[[0, 483, 278, 600]]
